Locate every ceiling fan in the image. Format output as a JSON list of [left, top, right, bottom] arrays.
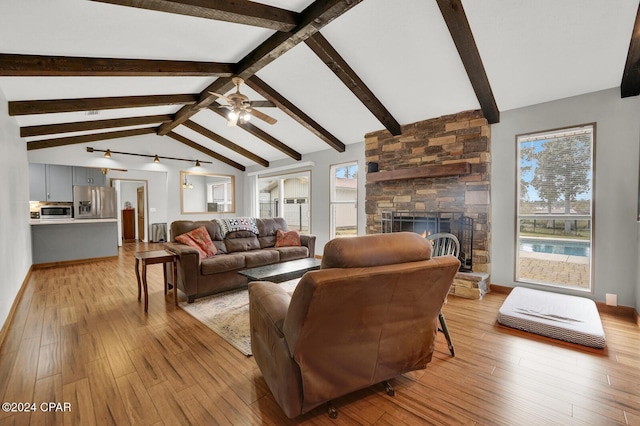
[[210, 77, 277, 127]]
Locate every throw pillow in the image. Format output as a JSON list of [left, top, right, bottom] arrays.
[[175, 226, 218, 258], [275, 229, 301, 247]]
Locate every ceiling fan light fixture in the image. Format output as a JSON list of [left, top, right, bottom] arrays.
[[228, 110, 239, 121]]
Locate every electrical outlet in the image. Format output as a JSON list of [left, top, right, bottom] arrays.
[[605, 293, 617, 306]]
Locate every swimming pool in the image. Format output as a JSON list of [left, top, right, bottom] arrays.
[[520, 238, 590, 257]]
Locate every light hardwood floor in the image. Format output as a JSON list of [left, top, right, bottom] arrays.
[[1, 242, 639, 425]]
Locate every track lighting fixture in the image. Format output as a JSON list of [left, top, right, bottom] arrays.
[[86, 147, 213, 166]]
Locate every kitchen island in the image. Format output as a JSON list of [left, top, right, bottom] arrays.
[[31, 218, 118, 264]]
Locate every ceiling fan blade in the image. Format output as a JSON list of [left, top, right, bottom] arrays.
[[250, 108, 277, 125], [249, 100, 275, 108], [208, 92, 230, 103]]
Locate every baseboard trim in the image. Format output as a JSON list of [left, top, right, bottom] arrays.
[[488, 284, 512, 294], [595, 302, 637, 319], [32, 255, 118, 269], [0, 266, 33, 352]]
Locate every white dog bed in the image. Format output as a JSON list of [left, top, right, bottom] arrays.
[[498, 287, 606, 348]]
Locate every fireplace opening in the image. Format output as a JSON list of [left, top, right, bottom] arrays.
[[381, 211, 473, 271]]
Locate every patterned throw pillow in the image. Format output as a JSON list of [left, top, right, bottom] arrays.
[[275, 229, 301, 247], [175, 226, 217, 258]]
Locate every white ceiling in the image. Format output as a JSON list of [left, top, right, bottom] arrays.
[[0, 0, 638, 169]]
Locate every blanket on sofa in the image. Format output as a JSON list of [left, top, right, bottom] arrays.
[[215, 217, 259, 237]]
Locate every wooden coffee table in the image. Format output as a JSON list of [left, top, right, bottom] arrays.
[[134, 250, 178, 313], [239, 257, 322, 283]]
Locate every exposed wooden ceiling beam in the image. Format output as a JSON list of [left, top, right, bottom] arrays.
[[157, 0, 363, 136], [9, 94, 198, 116], [305, 32, 401, 136], [0, 53, 233, 77], [182, 120, 269, 167], [621, 4, 640, 98], [209, 107, 301, 161], [26, 127, 157, 150], [20, 114, 172, 137], [436, 0, 499, 124], [157, 78, 233, 135], [90, 0, 299, 32], [235, 0, 363, 79], [246, 76, 345, 152], [167, 131, 246, 171]]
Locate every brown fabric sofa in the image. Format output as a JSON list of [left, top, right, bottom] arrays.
[[164, 217, 316, 303], [248, 232, 460, 418]]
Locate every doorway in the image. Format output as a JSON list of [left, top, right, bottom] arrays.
[[111, 179, 149, 246]]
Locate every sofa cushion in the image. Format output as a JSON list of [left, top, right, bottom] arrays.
[[225, 230, 260, 253], [201, 254, 246, 275], [269, 246, 309, 262], [275, 229, 301, 247], [171, 220, 227, 254], [243, 250, 280, 268], [257, 217, 288, 248], [175, 226, 217, 259]]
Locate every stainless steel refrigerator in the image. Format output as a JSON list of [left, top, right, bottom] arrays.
[[73, 186, 117, 219]]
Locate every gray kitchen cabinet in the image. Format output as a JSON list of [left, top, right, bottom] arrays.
[[73, 167, 106, 186], [29, 163, 73, 202], [46, 165, 73, 201], [29, 163, 47, 201]]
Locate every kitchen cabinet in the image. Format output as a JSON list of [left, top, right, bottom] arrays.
[[73, 167, 106, 186], [29, 163, 73, 202], [29, 163, 46, 201], [122, 208, 136, 242]]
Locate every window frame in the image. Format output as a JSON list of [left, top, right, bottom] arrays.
[[256, 170, 312, 234], [329, 161, 359, 239], [515, 123, 596, 292]]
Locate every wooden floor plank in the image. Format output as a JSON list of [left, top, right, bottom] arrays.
[[62, 378, 97, 426], [0, 241, 638, 425]]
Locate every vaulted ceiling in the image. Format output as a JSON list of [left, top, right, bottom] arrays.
[[1, 0, 639, 171]]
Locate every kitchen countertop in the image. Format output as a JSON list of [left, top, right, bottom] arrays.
[[30, 218, 118, 225]]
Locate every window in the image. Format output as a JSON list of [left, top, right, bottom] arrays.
[[330, 162, 358, 238], [257, 171, 310, 233], [516, 124, 594, 291]]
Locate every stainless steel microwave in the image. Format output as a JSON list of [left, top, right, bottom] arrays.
[[40, 205, 72, 219]]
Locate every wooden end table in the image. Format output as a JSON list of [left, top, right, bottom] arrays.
[[134, 250, 178, 313]]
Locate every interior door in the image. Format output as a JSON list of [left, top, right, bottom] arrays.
[[137, 186, 145, 241]]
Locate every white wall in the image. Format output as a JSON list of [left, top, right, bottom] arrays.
[[492, 88, 640, 309], [244, 142, 366, 255], [0, 87, 31, 332]]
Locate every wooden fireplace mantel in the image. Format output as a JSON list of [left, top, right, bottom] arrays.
[[366, 163, 470, 183]]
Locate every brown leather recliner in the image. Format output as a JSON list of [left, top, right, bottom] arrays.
[[248, 232, 460, 418]]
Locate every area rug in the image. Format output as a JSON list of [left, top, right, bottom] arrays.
[[498, 286, 606, 348], [179, 278, 300, 356]]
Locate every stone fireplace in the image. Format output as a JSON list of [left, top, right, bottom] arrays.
[[365, 110, 491, 297]]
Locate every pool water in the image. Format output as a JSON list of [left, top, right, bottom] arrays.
[[520, 238, 590, 257]]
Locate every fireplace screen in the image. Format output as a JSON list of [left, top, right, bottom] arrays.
[[381, 211, 473, 271]]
